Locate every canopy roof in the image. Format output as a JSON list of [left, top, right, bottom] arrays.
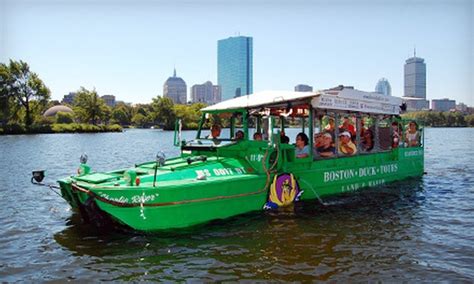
[[202, 87, 403, 115]]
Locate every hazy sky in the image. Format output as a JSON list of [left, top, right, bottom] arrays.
[[1, 0, 472, 106]]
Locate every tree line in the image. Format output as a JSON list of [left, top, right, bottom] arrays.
[[402, 110, 474, 127], [0, 59, 207, 134]]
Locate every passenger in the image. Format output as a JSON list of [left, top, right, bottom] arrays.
[[314, 133, 324, 148], [339, 116, 356, 139], [312, 133, 323, 157], [324, 118, 336, 140], [360, 129, 374, 152], [338, 131, 357, 156], [360, 118, 366, 138], [391, 121, 401, 148], [295, 132, 310, 158], [207, 124, 221, 139], [405, 121, 420, 147], [280, 130, 290, 144], [253, 132, 263, 141], [316, 133, 335, 158], [235, 130, 244, 140]]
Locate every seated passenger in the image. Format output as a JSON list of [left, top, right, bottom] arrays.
[[314, 133, 324, 148], [405, 121, 420, 147], [360, 129, 374, 152], [295, 132, 310, 158], [339, 117, 356, 139], [207, 124, 221, 139], [253, 132, 263, 141], [391, 121, 401, 148], [280, 130, 290, 144], [324, 118, 336, 140], [235, 130, 244, 140], [338, 131, 357, 156], [316, 133, 335, 158]]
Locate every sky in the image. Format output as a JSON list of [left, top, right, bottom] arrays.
[[1, 0, 472, 106]]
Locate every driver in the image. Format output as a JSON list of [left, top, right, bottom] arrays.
[[208, 124, 221, 139]]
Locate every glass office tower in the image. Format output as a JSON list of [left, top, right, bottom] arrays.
[[375, 78, 392, 96], [218, 36, 253, 101]]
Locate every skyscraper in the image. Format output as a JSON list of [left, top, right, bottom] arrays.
[[218, 36, 253, 101], [294, 84, 313, 92], [163, 68, 187, 104], [101, 95, 116, 107], [375, 78, 392, 96], [61, 92, 77, 105], [432, 98, 456, 112], [191, 81, 221, 105], [403, 51, 429, 110]]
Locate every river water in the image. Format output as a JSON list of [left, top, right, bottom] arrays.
[[0, 128, 473, 281]]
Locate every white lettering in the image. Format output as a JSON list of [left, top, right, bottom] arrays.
[[324, 169, 356, 182], [324, 164, 398, 183]]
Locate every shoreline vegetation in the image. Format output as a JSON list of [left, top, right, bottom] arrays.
[[1, 59, 206, 135], [1, 59, 473, 135], [401, 111, 474, 127]]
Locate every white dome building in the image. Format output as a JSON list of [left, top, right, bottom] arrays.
[[43, 105, 74, 117]]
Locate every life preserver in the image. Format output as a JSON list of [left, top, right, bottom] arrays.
[[264, 173, 302, 209]]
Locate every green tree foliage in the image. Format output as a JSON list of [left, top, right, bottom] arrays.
[[111, 102, 132, 125], [402, 110, 471, 127], [131, 113, 150, 128], [174, 103, 206, 129], [151, 96, 176, 130], [465, 114, 474, 127], [130, 104, 153, 128], [0, 60, 50, 127], [55, 111, 74, 124], [73, 87, 108, 125], [0, 96, 16, 127]]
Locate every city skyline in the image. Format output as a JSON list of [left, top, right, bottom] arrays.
[[1, 0, 472, 106]]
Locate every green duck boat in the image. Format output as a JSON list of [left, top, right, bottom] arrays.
[[39, 86, 424, 232]]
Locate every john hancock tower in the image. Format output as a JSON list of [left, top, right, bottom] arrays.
[[218, 36, 253, 101]]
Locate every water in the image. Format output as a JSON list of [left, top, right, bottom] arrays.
[[0, 128, 473, 281]]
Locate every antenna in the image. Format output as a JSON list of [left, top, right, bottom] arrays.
[[414, 45, 416, 57]]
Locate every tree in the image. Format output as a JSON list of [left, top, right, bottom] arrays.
[[174, 103, 206, 129], [111, 103, 132, 126], [465, 114, 474, 127], [131, 113, 151, 128], [151, 96, 176, 130], [0, 60, 50, 127], [73, 87, 108, 125], [56, 111, 74, 124]]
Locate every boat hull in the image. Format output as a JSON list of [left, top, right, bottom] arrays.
[[58, 147, 424, 232], [59, 174, 269, 231]]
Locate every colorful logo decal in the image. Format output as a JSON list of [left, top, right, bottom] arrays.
[[264, 173, 302, 209]]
